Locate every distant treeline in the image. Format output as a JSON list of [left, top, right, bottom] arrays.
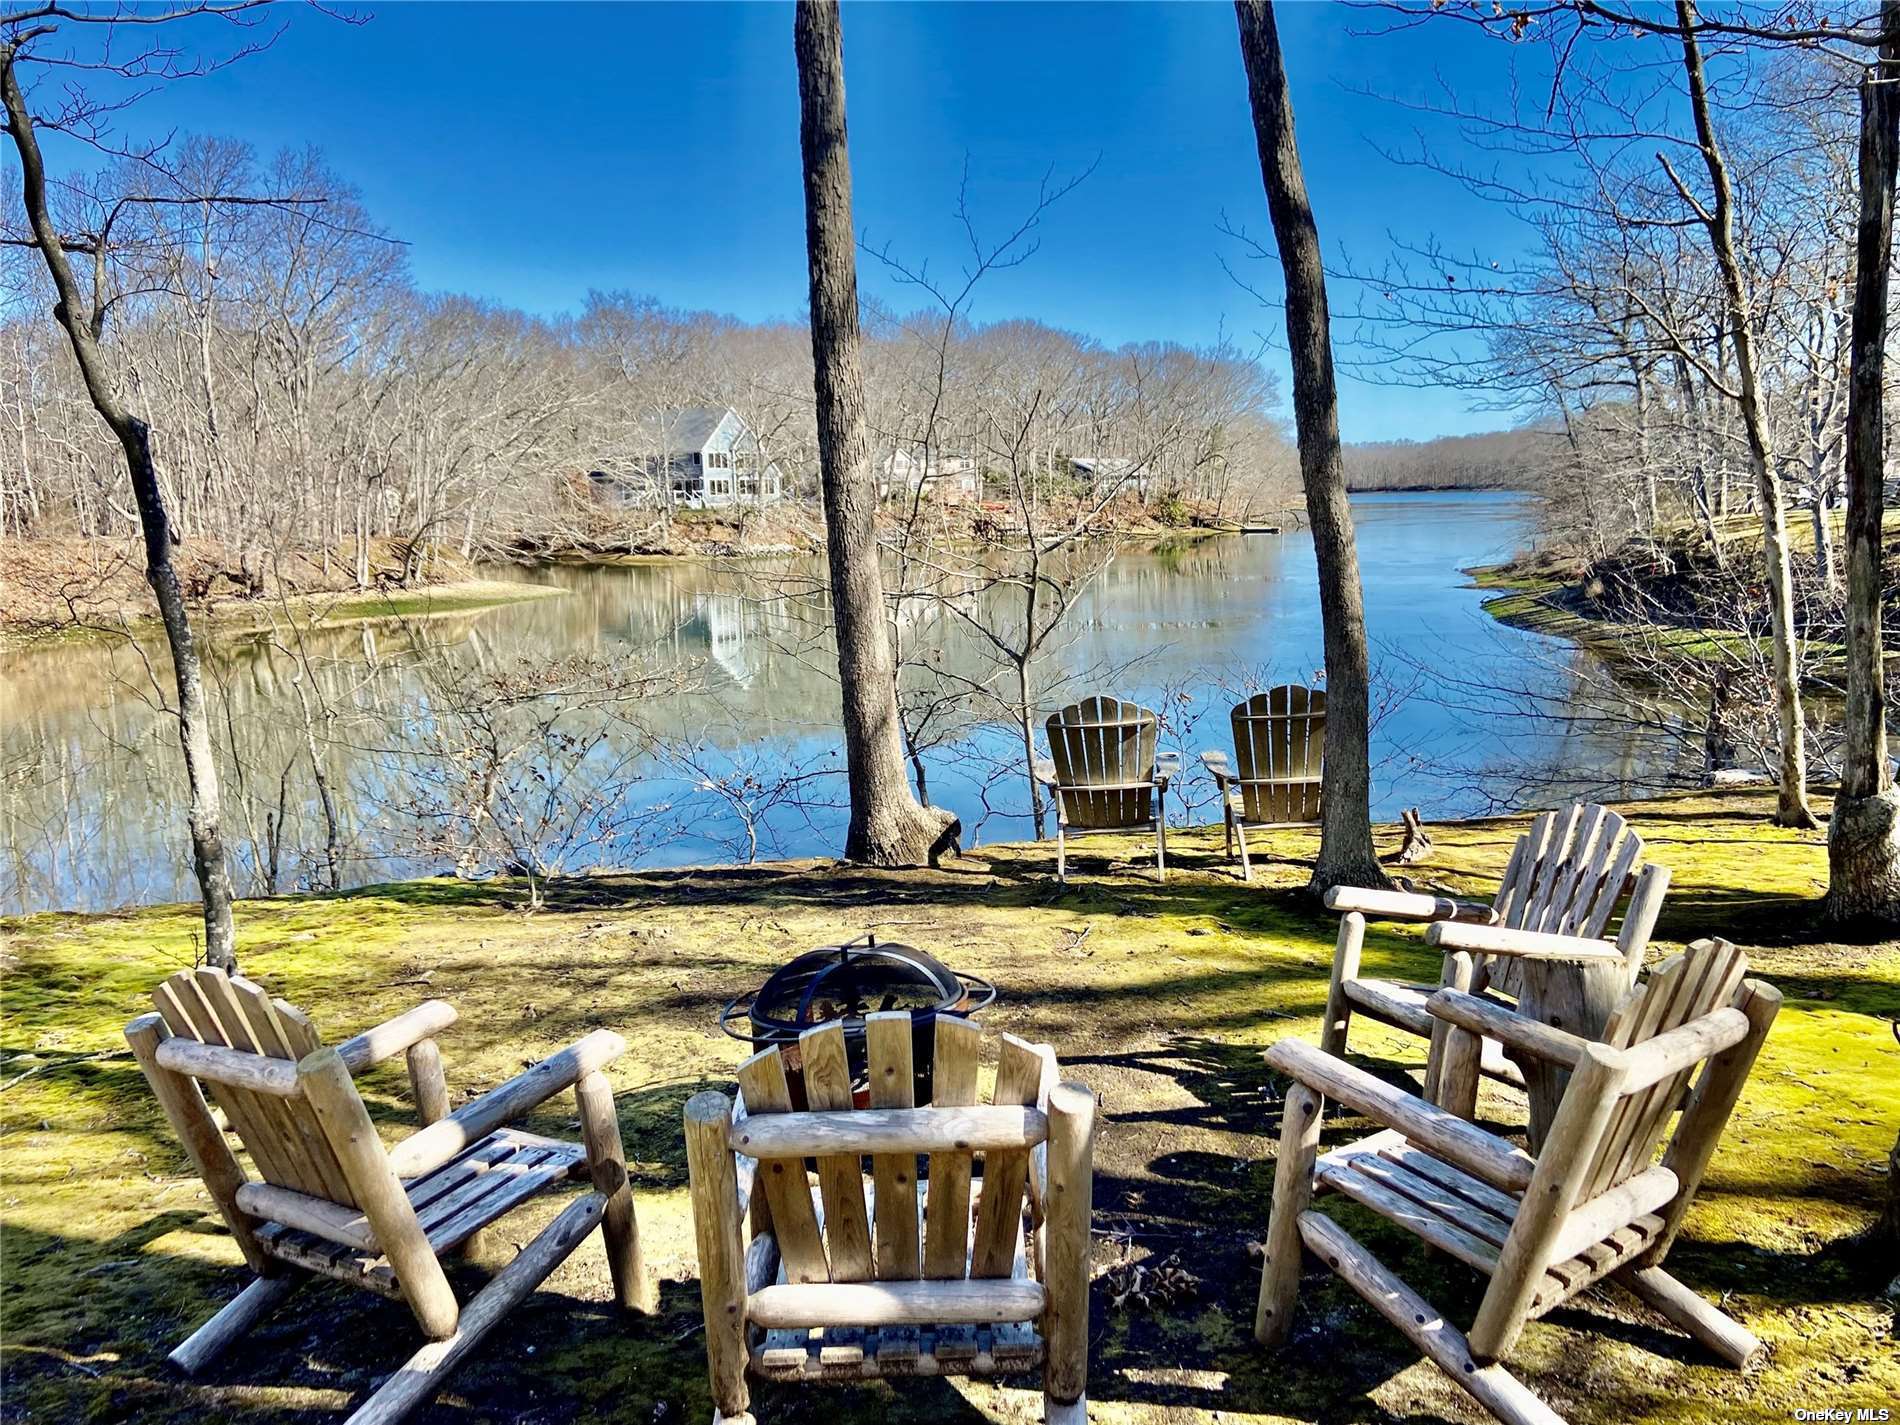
[[1343, 428, 1550, 492]]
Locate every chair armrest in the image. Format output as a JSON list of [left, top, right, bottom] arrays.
[[334, 1000, 458, 1075], [1426, 987, 1588, 1069], [1425, 922, 1625, 962], [1324, 885, 1496, 925], [386, 1028, 627, 1179], [1199, 750, 1233, 785], [1154, 750, 1181, 791], [1264, 1038, 1536, 1193], [1032, 757, 1060, 788]]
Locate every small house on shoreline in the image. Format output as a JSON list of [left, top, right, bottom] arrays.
[[877, 448, 982, 503]]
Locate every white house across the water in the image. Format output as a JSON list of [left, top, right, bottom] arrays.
[[589, 406, 785, 510]]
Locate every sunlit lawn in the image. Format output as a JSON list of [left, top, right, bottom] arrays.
[[1, 789, 1893, 1424]]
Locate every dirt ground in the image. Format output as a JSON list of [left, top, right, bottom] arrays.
[[1, 791, 1895, 1424]]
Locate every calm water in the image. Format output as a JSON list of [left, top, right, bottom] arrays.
[[0, 492, 1684, 914]]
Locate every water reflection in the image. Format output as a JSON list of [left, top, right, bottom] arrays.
[[0, 492, 1692, 914]]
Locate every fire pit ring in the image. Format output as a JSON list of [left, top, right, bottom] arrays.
[[719, 934, 996, 1106]]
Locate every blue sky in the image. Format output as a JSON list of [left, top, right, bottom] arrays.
[[53, 1, 1545, 442]]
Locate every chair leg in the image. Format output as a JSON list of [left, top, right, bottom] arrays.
[[344, 1192, 608, 1425], [1319, 912, 1364, 1058], [1234, 822, 1253, 882], [1223, 803, 1234, 858], [1056, 822, 1067, 883], [1256, 1082, 1320, 1346], [1617, 1264, 1762, 1368], [1155, 815, 1167, 882], [1045, 1393, 1087, 1425], [577, 1070, 654, 1313], [169, 1272, 301, 1376], [1298, 1211, 1567, 1425]]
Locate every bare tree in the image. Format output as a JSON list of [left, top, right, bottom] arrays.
[[1667, 0, 1817, 829], [0, 4, 268, 966], [793, 0, 957, 865], [1234, 0, 1388, 892], [1826, 0, 1900, 926]]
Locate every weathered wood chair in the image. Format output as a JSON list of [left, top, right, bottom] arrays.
[[1199, 685, 1325, 880], [1321, 803, 1671, 1134], [123, 967, 652, 1425], [1034, 694, 1178, 882], [684, 1015, 1097, 1425], [1255, 937, 1780, 1425]]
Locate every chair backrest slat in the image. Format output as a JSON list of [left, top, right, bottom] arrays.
[[1578, 939, 1750, 1198], [1491, 810, 1552, 929], [968, 1035, 1043, 1279], [735, 1047, 829, 1284], [1578, 828, 1645, 941], [865, 1012, 921, 1280], [922, 1017, 981, 1279], [1046, 696, 1159, 830], [1230, 685, 1325, 826], [799, 1023, 875, 1281]]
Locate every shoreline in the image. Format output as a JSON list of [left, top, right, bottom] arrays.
[[1467, 558, 1867, 689], [0, 784, 1782, 923], [0, 577, 569, 655], [1, 516, 1284, 649]]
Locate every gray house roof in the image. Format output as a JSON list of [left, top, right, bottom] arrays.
[[644, 406, 732, 452]]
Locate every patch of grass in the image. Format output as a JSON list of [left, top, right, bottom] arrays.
[[211, 580, 567, 633], [1469, 563, 1847, 683], [1, 789, 1893, 1424]]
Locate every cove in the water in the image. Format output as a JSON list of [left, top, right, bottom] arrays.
[[1, 491, 1688, 914]]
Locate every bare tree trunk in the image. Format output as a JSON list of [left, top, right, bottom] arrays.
[[3, 41, 238, 967], [794, 0, 958, 867], [1234, 0, 1387, 894], [1826, 0, 1900, 927], [1017, 661, 1047, 841], [1675, 1, 1818, 830]]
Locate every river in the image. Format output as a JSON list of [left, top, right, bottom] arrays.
[[0, 491, 1688, 914]]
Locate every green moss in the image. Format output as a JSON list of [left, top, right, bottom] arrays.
[[2, 789, 1893, 1423]]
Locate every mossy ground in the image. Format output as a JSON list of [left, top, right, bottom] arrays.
[[2, 791, 1894, 1425]]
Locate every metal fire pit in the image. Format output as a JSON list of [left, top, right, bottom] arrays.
[[718, 934, 996, 1107]]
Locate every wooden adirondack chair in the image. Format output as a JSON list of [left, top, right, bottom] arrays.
[[1199, 685, 1325, 880], [1320, 803, 1671, 1135], [123, 967, 652, 1425], [684, 1015, 1097, 1425], [1256, 938, 1781, 1425], [1034, 694, 1178, 882]]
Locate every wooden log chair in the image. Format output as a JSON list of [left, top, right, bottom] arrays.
[[1033, 694, 1178, 882], [1199, 685, 1325, 881], [1255, 937, 1781, 1425], [1320, 803, 1671, 1127], [123, 966, 654, 1425], [683, 1015, 1097, 1425]]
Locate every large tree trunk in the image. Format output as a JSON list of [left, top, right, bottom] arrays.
[[3, 41, 238, 967], [1676, 1, 1818, 830], [1234, 0, 1387, 894], [1826, 0, 1900, 928], [793, 0, 958, 867]]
